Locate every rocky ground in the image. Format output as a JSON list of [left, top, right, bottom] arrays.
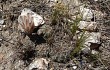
[[0, 0, 110, 70]]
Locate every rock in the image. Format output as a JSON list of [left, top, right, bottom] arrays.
[[94, 0, 98, 1], [18, 0, 23, 2], [64, 69, 68, 70], [27, 58, 50, 70], [2, 25, 6, 28], [0, 10, 4, 25], [47, 0, 58, 7], [81, 47, 91, 55], [78, 21, 97, 31], [91, 50, 98, 54], [0, 19, 4, 25], [93, 10, 104, 20], [49, 0, 57, 2], [37, 24, 52, 35], [0, 38, 2, 42], [2, 31, 10, 38], [72, 0, 80, 6], [14, 60, 25, 70], [0, 25, 6, 31], [77, 31, 101, 48], [0, 53, 4, 61], [80, 6, 93, 21], [73, 65, 77, 69], [18, 8, 45, 34], [85, 32, 101, 44]]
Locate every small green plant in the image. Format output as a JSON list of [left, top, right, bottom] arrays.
[[51, 2, 87, 59], [47, 2, 70, 46], [51, 2, 69, 24], [71, 15, 82, 36], [71, 30, 87, 57], [70, 15, 87, 57]]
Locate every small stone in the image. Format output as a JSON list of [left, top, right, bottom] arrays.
[[0, 53, 4, 61], [48, 0, 58, 7], [79, 32, 101, 47], [91, 50, 98, 54], [0, 10, 4, 25], [78, 21, 97, 31], [81, 47, 91, 55], [49, 0, 57, 2], [0, 38, 2, 41], [18, 0, 23, 2], [28, 58, 49, 70], [94, 0, 98, 1], [88, 64, 92, 68], [80, 6, 93, 21], [37, 24, 52, 35], [73, 0, 80, 6], [64, 69, 67, 70], [2, 25, 6, 28], [50, 68, 54, 70], [72, 65, 77, 69], [0, 19, 4, 25]]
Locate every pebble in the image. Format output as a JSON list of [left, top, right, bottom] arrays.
[[94, 0, 98, 1], [28, 58, 49, 70], [78, 21, 97, 31], [91, 50, 98, 54], [0, 10, 4, 25], [81, 47, 91, 55], [0, 19, 4, 25], [0, 53, 4, 61], [0, 38, 2, 41], [73, 65, 77, 69]]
